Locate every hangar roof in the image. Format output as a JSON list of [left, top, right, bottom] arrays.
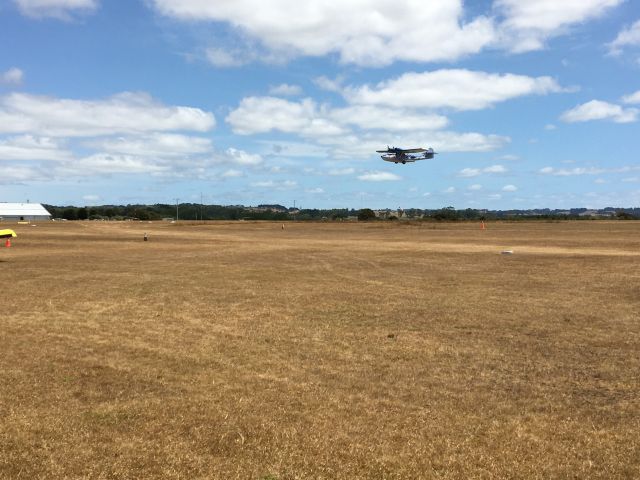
[[0, 203, 51, 216]]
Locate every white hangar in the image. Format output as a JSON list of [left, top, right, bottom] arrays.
[[0, 203, 51, 222]]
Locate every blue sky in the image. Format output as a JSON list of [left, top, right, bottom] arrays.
[[1, 0, 639, 209]]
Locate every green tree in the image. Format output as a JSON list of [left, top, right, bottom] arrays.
[[432, 206, 459, 221], [616, 210, 635, 220], [63, 208, 77, 220], [357, 208, 376, 221]]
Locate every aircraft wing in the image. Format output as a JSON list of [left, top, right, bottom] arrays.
[[400, 148, 426, 153], [0, 229, 17, 238]]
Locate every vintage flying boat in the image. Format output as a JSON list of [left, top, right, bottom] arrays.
[[377, 146, 437, 164]]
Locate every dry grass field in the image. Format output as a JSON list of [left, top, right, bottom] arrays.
[[1, 220, 639, 479]]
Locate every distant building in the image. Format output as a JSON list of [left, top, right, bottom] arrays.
[[246, 205, 289, 214], [578, 210, 615, 218], [0, 203, 51, 222], [579, 210, 598, 217]]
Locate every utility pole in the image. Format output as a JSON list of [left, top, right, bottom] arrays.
[[175, 198, 179, 221]]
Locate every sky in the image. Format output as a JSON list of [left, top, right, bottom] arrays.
[[1, 0, 639, 209]]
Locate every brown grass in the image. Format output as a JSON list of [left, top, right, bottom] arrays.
[[1, 220, 639, 479]]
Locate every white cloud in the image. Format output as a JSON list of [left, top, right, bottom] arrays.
[[57, 153, 169, 175], [150, 0, 495, 66], [622, 90, 640, 104], [226, 96, 345, 137], [358, 171, 402, 182], [502, 184, 518, 192], [227, 97, 449, 138], [0, 131, 268, 183], [560, 100, 638, 123], [458, 164, 507, 177], [0, 135, 72, 161], [484, 164, 507, 173], [488, 193, 502, 200], [543, 166, 594, 176], [444, 186, 456, 193], [345, 70, 564, 111], [328, 167, 355, 176], [220, 169, 244, 178], [227, 95, 509, 156], [250, 179, 297, 189], [150, 0, 626, 66], [13, 0, 98, 19], [205, 47, 249, 67], [93, 133, 213, 157], [259, 140, 327, 158], [468, 184, 483, 191], [0, 92, 215, 137], [269, 83, 303, 96], [539, 165, 640, 176], [544, 123, 556, 130], [306, 187, 324, 194], [225, 71, 525, 164], [608, 19, 640, 55], [496, 0, 622, 53], [223, 147, 263, 166], [0, 164, 44, 183], [459, 168, 481, 178], [251, 180, 274, 188], [313, 76, 344, 93], [317, 131, 507, 159], [330, 105, 449, 131], [1, 68, 24, 86], [427, 132, 508, 152], [312, 135, 377, 158], [82, 194, 100, 202]]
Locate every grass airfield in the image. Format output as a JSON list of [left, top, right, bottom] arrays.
[[1, 220, 639, 479]]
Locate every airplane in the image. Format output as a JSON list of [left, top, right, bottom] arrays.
[[377, 146, 437, 164]]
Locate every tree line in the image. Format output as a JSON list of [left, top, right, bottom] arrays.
[[43, 204, 639, 222], [44, 204, 356, 221]]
